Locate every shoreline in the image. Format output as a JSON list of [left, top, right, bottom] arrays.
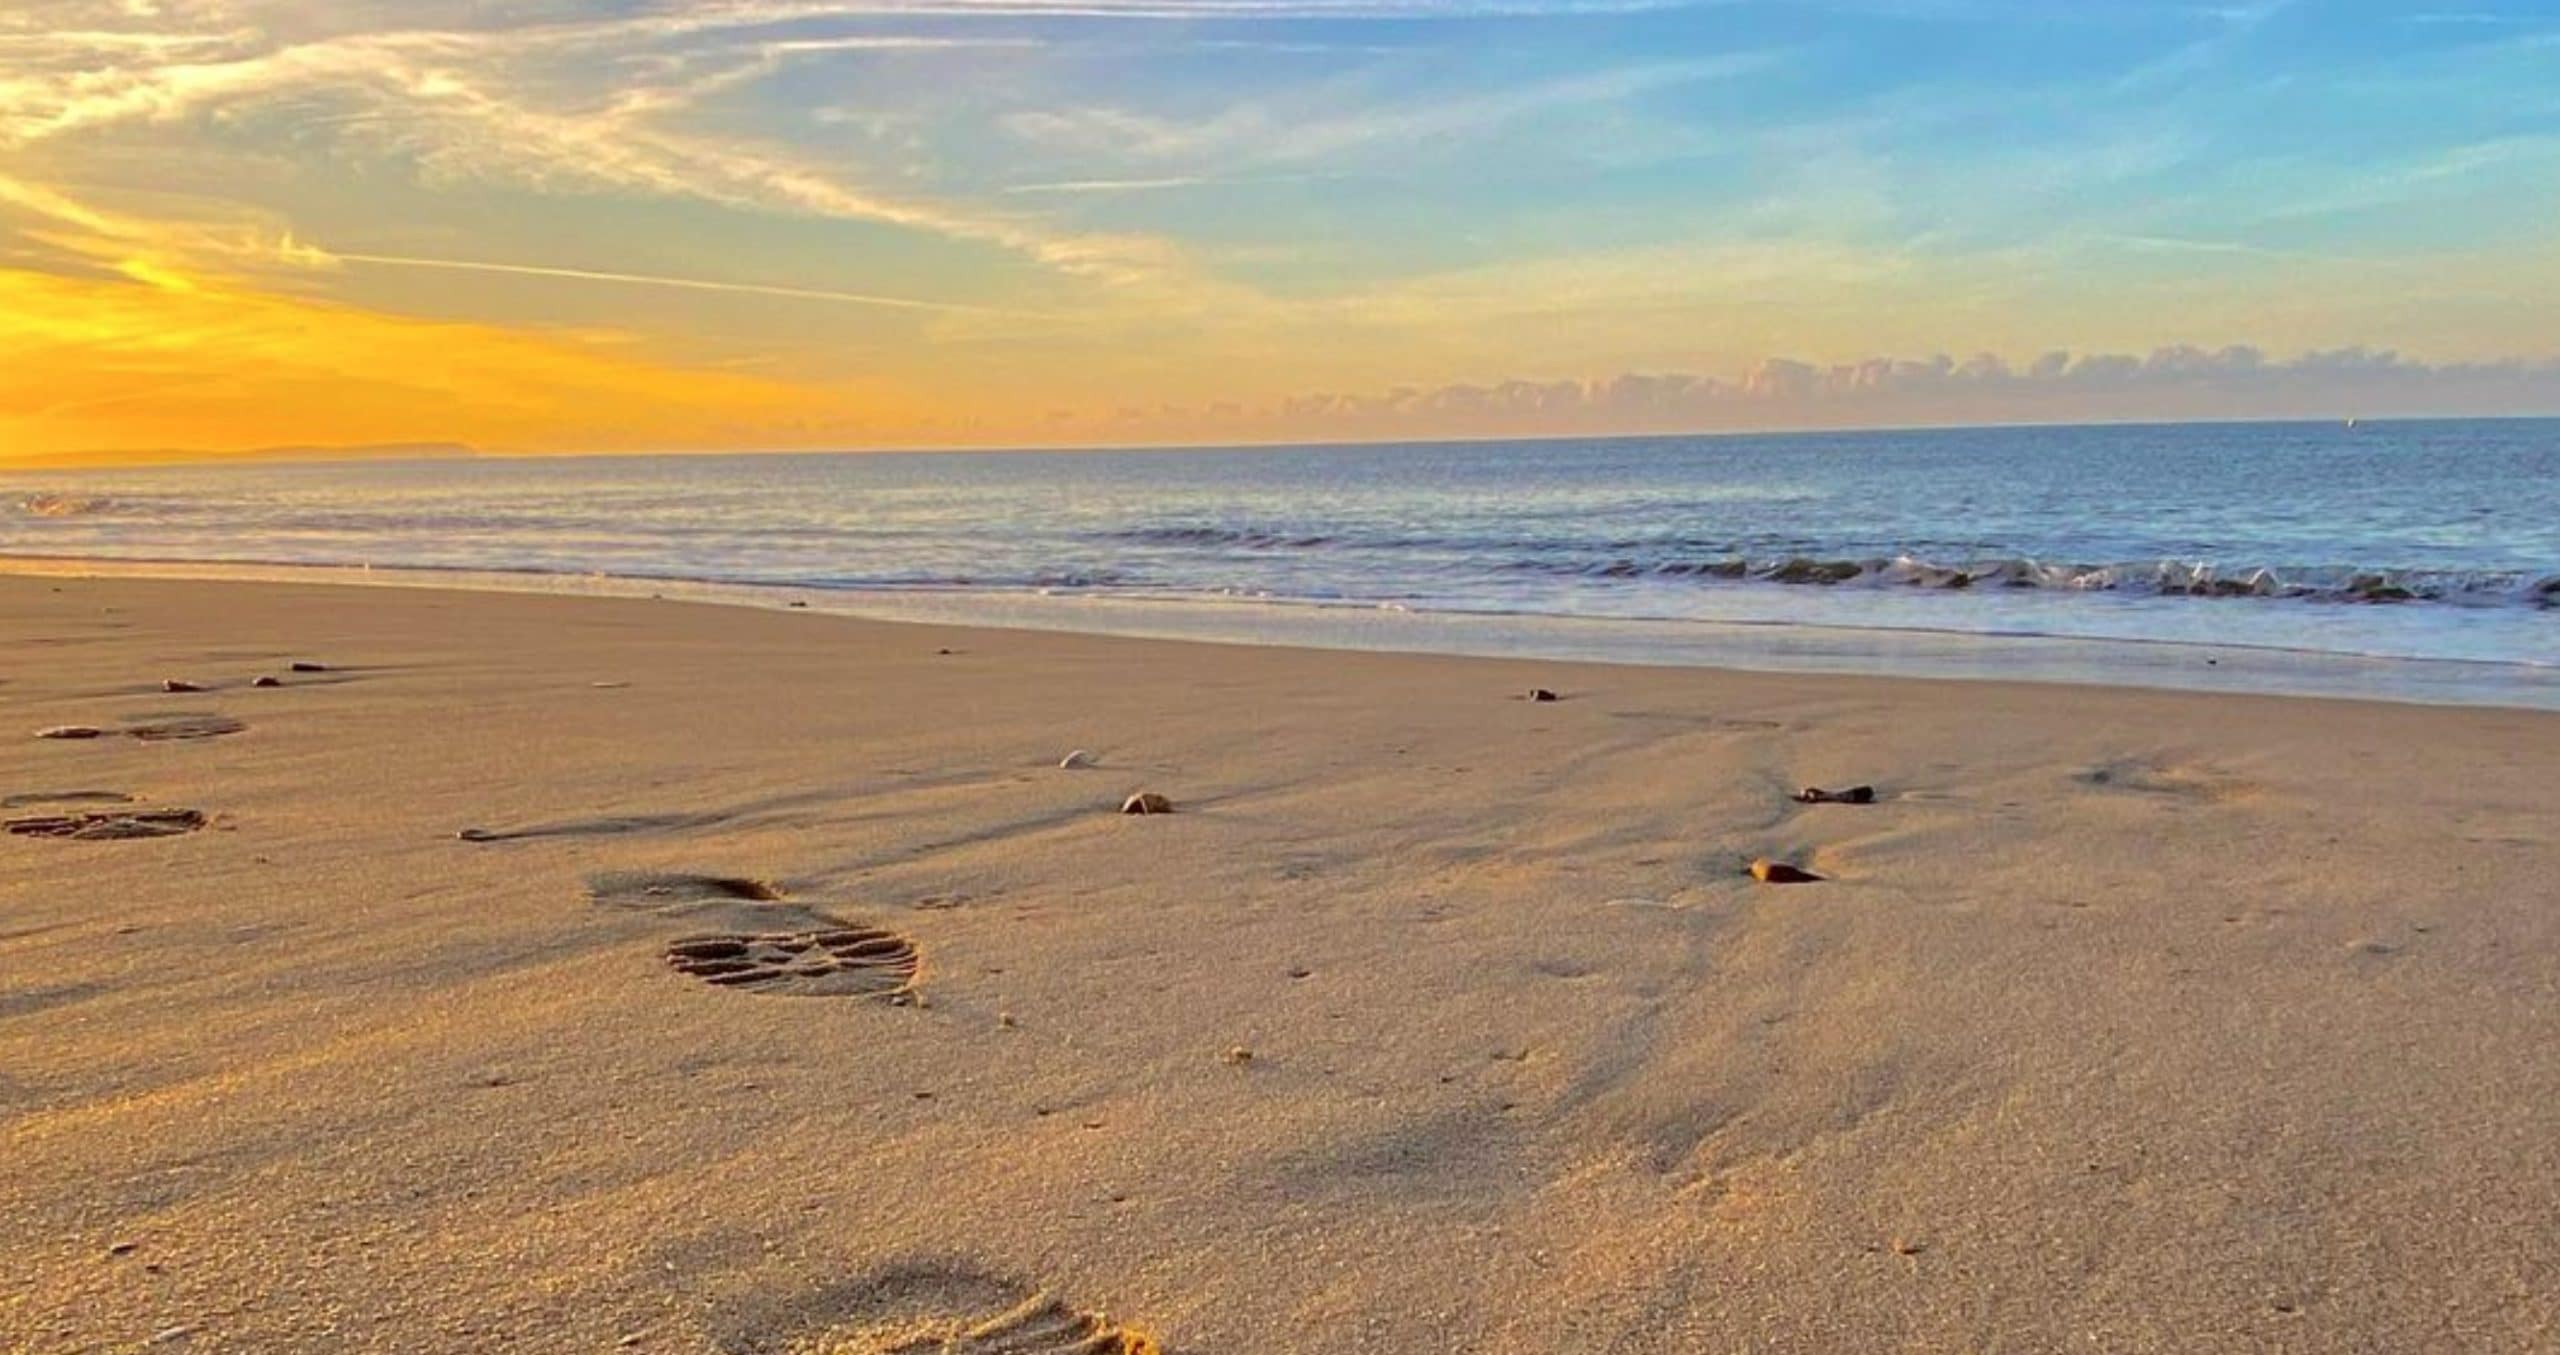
[[5, 553, 2552, 712]]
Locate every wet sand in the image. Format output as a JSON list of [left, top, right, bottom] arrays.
[[2, 574, 2555, 1352]]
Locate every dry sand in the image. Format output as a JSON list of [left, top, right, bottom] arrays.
[[2, 574, 2555, 1353]]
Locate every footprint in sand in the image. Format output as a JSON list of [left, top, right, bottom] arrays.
[[664, 925, 920, 998], [6, 807, 206, 841], [755, 1267, 1158, 1354]]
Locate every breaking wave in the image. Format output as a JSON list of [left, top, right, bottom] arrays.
[[17, 493, 116, 518], [1541, 554, 2560, 607], [1104, 524, 2555, 608]]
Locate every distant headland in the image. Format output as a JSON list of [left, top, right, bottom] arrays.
[[0, 443, 479, 471]]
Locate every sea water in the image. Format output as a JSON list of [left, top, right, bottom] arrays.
[[8, 419, 2554, 705]]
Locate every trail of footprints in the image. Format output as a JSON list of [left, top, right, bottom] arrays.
[[8, 656, 1119, 1339]]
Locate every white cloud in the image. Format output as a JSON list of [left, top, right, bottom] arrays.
[[1104, 345, 2560, 436]]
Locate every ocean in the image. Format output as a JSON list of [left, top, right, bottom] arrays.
[[9, 419, 2556, 706]]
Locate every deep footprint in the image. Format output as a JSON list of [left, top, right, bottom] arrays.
[[586, 870, 784, 910], [5, 808, 207, 841], [664, 925, 919, 998]]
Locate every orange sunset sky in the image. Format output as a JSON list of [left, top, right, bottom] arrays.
[[4, 0, 2558, 460]]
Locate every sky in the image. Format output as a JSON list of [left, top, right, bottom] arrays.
[[2, 0, 2558, 458]]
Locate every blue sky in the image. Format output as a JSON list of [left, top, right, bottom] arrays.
[[1, 0, 2555, 453]]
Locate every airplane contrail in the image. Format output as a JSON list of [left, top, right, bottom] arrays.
[[328, 251, 1036, 317]]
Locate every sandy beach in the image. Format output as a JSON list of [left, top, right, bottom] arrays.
[[3, 572, 2555, 1353]]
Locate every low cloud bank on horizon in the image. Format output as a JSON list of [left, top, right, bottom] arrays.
[[1099, 345, 2560, 442]]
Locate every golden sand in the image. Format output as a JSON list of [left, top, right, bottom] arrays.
[[3, 575, 2555, 1351]]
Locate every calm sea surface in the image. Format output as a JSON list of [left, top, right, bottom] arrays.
[[8, 420, 2556, 693]]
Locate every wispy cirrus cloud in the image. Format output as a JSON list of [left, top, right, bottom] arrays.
[[0, 2, 1190, 289], [317, 248, 1047, 317], [1001, 52, 1774, 167]]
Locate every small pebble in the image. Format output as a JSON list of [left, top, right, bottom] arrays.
[[36, 726, 104, 740], [1121, 792, 1174, 815], [998, 1011, 1018, 1029], [149, 1327, 192, 1346], [1527, 688, 1558, 702], [289, 661, 328, 673], [1750, 858, 1823, 884], [107, 1241, 137, 1257], [1059, 749, 1096, 769], [251, 676, 282, 688], [1221, 1045, 1254, 1065], [162, 679, 204, 693], [1794, 785, 1877, 805]]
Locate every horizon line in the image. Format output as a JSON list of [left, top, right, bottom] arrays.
[[12, 410, 2560, 472]]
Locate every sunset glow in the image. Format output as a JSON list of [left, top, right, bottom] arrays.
[[4, 1, 2557, 458]]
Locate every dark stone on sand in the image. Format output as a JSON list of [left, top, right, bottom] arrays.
[[36, 726, 104, 740], [1750, 858, 1823, 884], [456, 827, 497, 842], [252, 676, 282, 687], [162, 679, 205, 693], [1121, 792, 1174, 815], [290, 661, 328, 673], [1528, 688, 1558, 702], [1794, 785, 1876, 805]]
